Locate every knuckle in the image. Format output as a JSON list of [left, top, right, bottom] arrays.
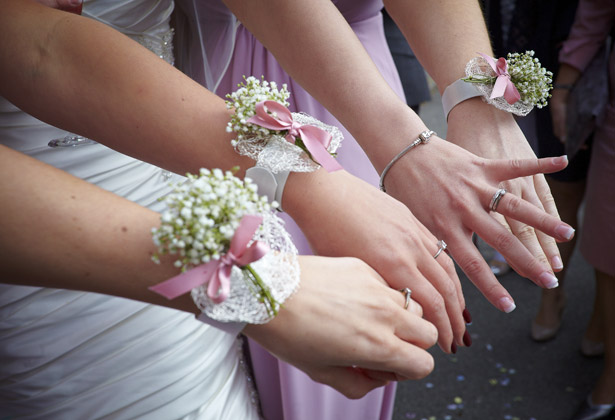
[[458, 255, 484, 278], [493, 231, 516, 253], [516, 224, 536, 243], [414, 355, 435, 379]]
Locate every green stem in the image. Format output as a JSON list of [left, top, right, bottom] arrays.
[[461, 76, 496, 85], [244, 264, 278, 317]]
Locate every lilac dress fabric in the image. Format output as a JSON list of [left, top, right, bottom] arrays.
[[559, 0, 615, 276], [176, 1, 405, 419]]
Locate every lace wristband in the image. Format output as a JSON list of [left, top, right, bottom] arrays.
[[149, 169, 300, 328], [443, 51, 553, 119], [226, 76, 343, 173], [379, 130, 435, 193]]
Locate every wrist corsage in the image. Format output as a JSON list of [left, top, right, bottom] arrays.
[[226, 76, 343, 173], [442, 50, 553, 119], [149, 168, 299, 326]]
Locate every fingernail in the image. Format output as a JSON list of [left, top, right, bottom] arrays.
[[555, 224, 575, 241], [497, 297, 516, 313], [551, 255, 564, 271], [539, 272, 559, 289], [451, 343, 457, 354], [463, 330, 472, 347], [463, 308, 472, 325], [555, 155, 568, 165]]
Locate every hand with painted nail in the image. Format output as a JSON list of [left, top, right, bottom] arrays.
[[382, 136, 573, 314], [244, 256, 438, 399]]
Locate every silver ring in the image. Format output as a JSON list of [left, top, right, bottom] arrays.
[[400, 288, 412, 310], [489, 188, 507, 212], [433, 239, 447, 259]]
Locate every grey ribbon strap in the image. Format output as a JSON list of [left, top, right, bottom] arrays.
[[441, 78, 482, 121], [245, 166, 289, 211]]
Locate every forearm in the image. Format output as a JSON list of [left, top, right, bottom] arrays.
[[0, 145, 197, 314], [384, 0, 493, 93], [223, 0, 427, 173], [0, 0, 253, 177]]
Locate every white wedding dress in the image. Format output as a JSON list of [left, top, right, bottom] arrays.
[[0, 1, 261, 418]]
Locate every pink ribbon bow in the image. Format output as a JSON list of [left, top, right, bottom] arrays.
[[149, 215, 269, 303], [247, 100, 342, 172], [478, 52, 521, 105]]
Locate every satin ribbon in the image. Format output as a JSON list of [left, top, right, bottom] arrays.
[[247, 100, 342, 172], [149, 215, 269, 302], [478, 52, 521, 105]]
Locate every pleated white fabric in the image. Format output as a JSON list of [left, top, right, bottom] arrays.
[[0, 1, 261, 418]]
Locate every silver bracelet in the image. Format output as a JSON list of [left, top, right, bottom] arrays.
[[441, 78, 482, 121], [379, 130, 436, 193]]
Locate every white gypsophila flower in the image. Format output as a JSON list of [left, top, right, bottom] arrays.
[[151, 168, 275, 272], [225, 75, 291, 146]]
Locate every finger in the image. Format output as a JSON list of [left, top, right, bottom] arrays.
[[312, 367, 388, 399], [362, 368, 401, 383], [490, 190, 575, 242], [417, 251, 466, 349], [390, 287, 424, 317], [488, 155, 569, 180], [393, 308, 439, 350], [470, 211, 560, 289], [357, 338, 436, 381], [446, 233, 517, 313], [419, 221, 466, 312], [396, 274, 455, 353]]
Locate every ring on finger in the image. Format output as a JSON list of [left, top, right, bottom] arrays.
[[400, 287, 412, 310], [433, 239, 447, 259], [489, 188, 507, 212]]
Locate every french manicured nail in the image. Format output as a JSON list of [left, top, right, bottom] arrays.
[[555, 224, 575, 241], [451, 343, 457, 354], [463, 330, 472, 347], [463, 308, 472, 325], [539, 272, 559, 289], [497, 297, 516, 313], [552, 256, 564, 271], [555, 155, 568, 165]]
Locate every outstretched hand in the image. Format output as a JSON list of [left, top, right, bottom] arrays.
[[382, 135, 573, 313], [283, 170, 467, 353], [244, 256, 437, 399]]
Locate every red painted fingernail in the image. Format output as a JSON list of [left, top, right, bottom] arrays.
[[463, 330, 472, 347], [463, 308, 472, 324]]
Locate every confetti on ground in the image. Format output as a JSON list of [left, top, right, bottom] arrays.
[[456, 375, 465, 381], [486, 344, 493, 351], [509, 369, 516, 374], [500, 377, 511, 386], [454, 397, 463, 404], [425, 382, 434, 389], [489, 378, 499, 386], [404, 413, 416, 419]]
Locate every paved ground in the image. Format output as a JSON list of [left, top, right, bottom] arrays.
[[391, 86, 603, 420]]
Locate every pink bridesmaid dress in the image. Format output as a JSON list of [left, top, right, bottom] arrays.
[[175, 1, 407, 418]]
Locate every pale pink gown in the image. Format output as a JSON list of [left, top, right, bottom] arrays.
[[175, 1, 406, 418]]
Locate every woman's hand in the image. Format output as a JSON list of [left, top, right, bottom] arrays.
[[382, 134, 573, 313], [244, 256, 437, 399], [283, 170, 466, 353]]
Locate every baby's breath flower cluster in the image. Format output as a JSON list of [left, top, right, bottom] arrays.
[[151, 168, 273, 271], [506, 51, 553, 108], [464, 51, 553, 108], [225, 76, 290, 148]]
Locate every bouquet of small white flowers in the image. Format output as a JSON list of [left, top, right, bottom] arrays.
[[225, 76, 343, 173], [149, 168, 299, 323], [462, 50, 553, 115]]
